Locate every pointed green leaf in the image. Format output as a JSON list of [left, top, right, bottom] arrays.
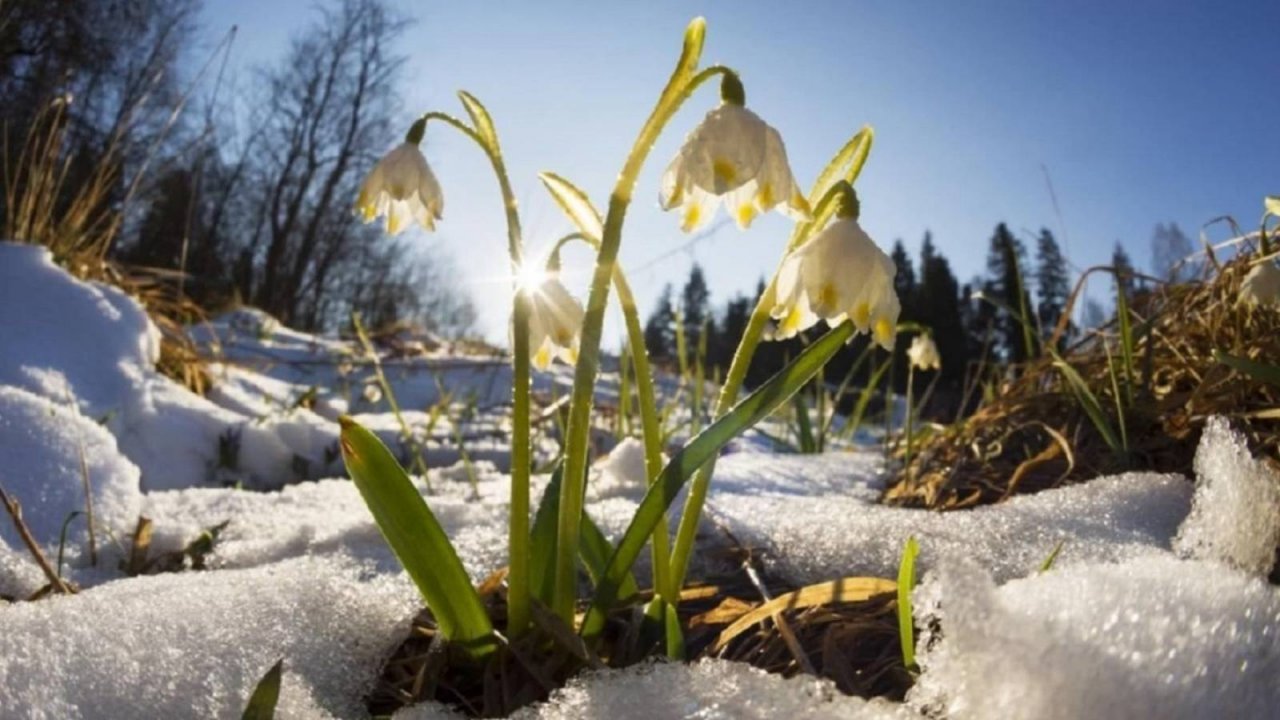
[[338, 417, 495, 659], [456, 91, 498, 153], [808, 126, 874, 208], [538, 172, 604, 240], [1215, 349, 1280, 388], [241, 659, 283, 720], [897, 536, 920, 671], [1039, 539, 1066, 573], [1051, 355, 1122, 454], [530, 463, 637, 604], [581, 321, 856, 641]]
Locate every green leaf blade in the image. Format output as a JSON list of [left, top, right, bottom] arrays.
[[241, 659, 283, 720], [581, 321, 856, 641], [338, 417, 495, 658], [897, 536, 920, 671], [538, 171, 604, 240]]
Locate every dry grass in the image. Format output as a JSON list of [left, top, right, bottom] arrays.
[[4, 100, 210, 394], [368, 543, 911, 718], [886, 250, 1280, 509]]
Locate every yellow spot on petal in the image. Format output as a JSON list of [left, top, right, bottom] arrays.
[[780, 305, 804, 335], [712, 158, 737, 188], [818, 283, 839, 315], [852, 302, 871, 327], [534, 344, 552, 370], [360, 203, 376, 223], [682, 204, 702, 232], [563, 345, 579, 365], [386, 211, 403, 235], [736, 203, 757, 228], [875, 318, 895, 347], [757, 182, 775, 208]]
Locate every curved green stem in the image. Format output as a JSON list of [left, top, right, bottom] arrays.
[[549, 232, 674, 600], [421, 108, 534, 637], [551, 18, 733, 621]]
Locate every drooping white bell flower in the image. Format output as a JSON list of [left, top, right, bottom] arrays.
[[1240, 260, 1280, 307], [660, 100, 809, 232], [525, 273, 585, 370], [908, 334, 941, 372], [355, 135, 443, 235], [770, 210, 900, 350]]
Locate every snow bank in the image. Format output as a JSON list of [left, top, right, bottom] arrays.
[[140, 464, 512, 580], [0, 555, 417, 719], [711, 457, 1190, 584], [514, 659, 914, 720], [0, 243, 341, 490], [0, 385, 141, 549], [0, 542, 45, 599], [910, 557, 1280, 720], [1175, 416, 1280, 576]]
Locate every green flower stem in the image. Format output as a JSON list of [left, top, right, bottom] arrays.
[[550, 232, 674, 600], [420, 110, 534, 637], [904, 365, 916, 481], [551, 17, 736, 622], [668, 177, 869, 589]]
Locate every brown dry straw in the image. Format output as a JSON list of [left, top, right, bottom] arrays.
[[885, 250, 1280, 509]]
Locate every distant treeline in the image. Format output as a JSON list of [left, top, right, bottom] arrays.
[[644, 221, 1197, 419]]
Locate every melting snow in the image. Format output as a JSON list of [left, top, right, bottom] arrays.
[[3, 240, 1279, 718]]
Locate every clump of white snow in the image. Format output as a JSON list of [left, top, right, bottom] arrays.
[[0, 555, 417, 719], [0, 385, 142, 549], [140, 471, 510, 580], [910, 557, 1280, 720], [514, 659, 914, 720], [0, 542, 46, 599], [712, 456, 1191, 584], [590, 437, 658, 501], [1174, 416, 1280, 576]]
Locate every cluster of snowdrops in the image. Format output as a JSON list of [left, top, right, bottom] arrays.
[[337, 16, 947, 664]]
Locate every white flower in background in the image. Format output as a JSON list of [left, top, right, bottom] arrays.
[[1240, 260, 1280, 307], [362, 382, 383, 405], [770, 215, 900, 350], [908, 334, 941, 372], [660, 103, 809, 232], [355, 142, 443, 235], [526, 274, 585, 370]]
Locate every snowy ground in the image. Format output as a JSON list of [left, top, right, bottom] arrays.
[[1, 241, 1278, 719]]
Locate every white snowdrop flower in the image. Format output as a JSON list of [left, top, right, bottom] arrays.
[[362, 382, 383, 405], [525, 273, 585, 371], [355, 125, 443, 235], [1240, 260, 1280, 307], [908, 334, 941, 372], [336, 358, 355, 377], [659, 95, 809, 232], [770, 210, 900, 351]]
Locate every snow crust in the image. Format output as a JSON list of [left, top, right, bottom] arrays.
[[0, 555, 417, 719], [0, 385, 141, 550], [4, 242, 1279, 719], [911, 557, 1280, 720], [515, 659, 914, 720], [1174, 416, 1280, 576]]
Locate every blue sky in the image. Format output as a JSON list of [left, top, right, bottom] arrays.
[[203, 0, 1280, 343]]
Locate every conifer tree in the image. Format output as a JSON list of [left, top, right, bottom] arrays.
[[1035, 228, 1072, 346]]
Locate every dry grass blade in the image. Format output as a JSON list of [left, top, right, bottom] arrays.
[[713, 577, 896, 652], [889, 251, 1280, 508], [0, 485, 76, 596]]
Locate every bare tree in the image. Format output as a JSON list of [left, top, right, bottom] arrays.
[[240, 0, 408, 329]]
